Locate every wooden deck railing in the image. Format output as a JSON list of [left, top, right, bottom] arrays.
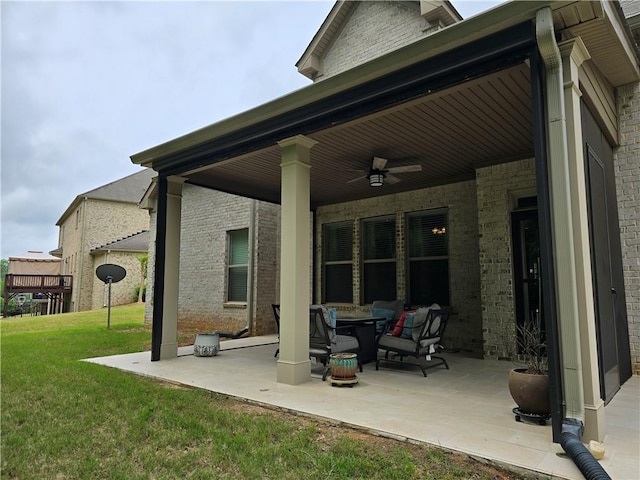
[[4, 274, 73, 293]]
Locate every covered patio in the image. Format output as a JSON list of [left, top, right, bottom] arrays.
[[131, 0, 638, 455], [85, 337, 640, 480]]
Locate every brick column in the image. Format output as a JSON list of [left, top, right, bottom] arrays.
[[277, 135, 317, 385]]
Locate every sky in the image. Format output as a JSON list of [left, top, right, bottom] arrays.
[[1, 0, 502, 260]]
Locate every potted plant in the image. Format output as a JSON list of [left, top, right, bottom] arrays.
[[508, 320, 550, 418]]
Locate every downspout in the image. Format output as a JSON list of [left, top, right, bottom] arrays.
[[77, 197, 88, 311], [536, 8, 610, 479], [246, 199, 257, 334], [312, 209, 317, 305], [151, 175, 168, 361], [536, 3, 584, 423], [530, 47, 564, 444]]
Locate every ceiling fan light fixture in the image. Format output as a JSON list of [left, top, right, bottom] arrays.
[[369, 172, 385, 187]]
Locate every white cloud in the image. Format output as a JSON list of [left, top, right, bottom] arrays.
[[1, 0, 499, 259]]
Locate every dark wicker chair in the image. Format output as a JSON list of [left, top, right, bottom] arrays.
[[309, 306, 362, 381]]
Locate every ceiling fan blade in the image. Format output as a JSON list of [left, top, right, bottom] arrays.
[[347, 175, 367, 184], [386, 174, 401, 184], [372, 156, 388, 170], [386, 164, 422, 174]]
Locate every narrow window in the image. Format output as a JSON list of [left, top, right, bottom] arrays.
[[227, 229, 249, 302], [361, 216, 396, 304], [323, 222, 353, 303], [406, 210, 449, 306]]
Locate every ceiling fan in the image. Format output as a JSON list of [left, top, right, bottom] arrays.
[[347, 157, 422, 187]]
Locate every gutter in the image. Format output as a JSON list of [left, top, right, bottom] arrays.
[[77, 197, 88, 311], [535, 7, 610, 479]]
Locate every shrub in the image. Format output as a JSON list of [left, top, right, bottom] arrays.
[[132, 285, 146, 303]]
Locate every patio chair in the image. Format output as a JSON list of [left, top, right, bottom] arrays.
[[376, 305, 450, 377], [309, 306, 362, 381], [371, 299, 405, 333], [271, 304, 280, 358]]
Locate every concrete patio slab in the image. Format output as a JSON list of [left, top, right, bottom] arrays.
[[84, 336, 639, 480]]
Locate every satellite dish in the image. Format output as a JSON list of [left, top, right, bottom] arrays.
[[96, 264, 126, 284], [95, 264, 127, 329]]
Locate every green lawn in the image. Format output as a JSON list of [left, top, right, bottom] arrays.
[[1, 305, 529, 479]]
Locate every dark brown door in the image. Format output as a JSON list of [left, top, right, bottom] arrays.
[[582, 102, 632, 403], [586, 147, 620, 402]]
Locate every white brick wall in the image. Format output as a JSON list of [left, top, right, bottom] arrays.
[[316, 179, 483, 355], [476, 159, 536, 360], [253, 201, 280, 335], [162, 185, 281, 336], [615, 82, 640, 374], [322, 1, 434, 79], [178, 185, 251, 332]]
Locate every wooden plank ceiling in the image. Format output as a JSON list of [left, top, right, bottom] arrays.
[[186, 62, 533, 208]]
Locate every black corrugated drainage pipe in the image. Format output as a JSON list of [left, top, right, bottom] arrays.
[[560, 419, 611, 480]]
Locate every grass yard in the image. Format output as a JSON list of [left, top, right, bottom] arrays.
[[1, 305, 532, 479]]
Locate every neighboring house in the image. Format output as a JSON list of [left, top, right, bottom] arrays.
[[52, 169, 154, 312], [136, 0, 639, 444]]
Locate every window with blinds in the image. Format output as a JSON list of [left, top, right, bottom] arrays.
[[406, 210, 449, 306], [227, 229, 249, 302], [323, 221, 353, 303], [361, 216, 396, 304]]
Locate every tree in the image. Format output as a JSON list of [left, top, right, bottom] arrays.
[[1, 259, 8, 285], [137, 254, 148, 303], [1, 259, 8, 314]]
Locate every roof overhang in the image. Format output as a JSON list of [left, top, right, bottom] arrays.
[[131, 0, 639, 209]]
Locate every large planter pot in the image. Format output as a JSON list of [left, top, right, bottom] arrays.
[[329, 353, 358, 380], [194, 333, 220, 357], [508, 368, 550, 415], [328, 353, 359, 386]]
